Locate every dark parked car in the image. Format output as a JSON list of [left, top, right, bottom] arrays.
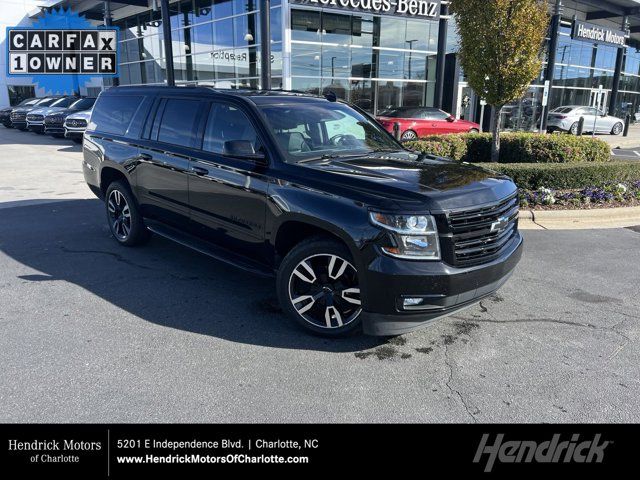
[[10, 96, 64, 130], [0, 97, 39, 128], [83, 87, 522, 337], [44, 97, 96, 137], [27, 96, 79, 134]]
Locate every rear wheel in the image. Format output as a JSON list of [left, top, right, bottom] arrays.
[[400, 129, 418, 141], [569, 122, 579, 135], [277, 238, 362, 337], [611, 122, 623, 135], [469, 128, 479, 133], [105, 181, 149, 246]]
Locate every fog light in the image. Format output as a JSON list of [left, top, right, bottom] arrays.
[[403, 297, 424, 307]]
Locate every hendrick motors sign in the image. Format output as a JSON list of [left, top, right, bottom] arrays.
[[290, 0, 441, 19], [571, 20, 627, 47]]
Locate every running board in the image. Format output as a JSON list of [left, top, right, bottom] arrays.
[[146, 221, 274, 278]]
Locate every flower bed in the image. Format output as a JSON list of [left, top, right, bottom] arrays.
[[519, 181, 640, 210]]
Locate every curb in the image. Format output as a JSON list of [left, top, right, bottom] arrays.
[[519, 205, 640, 230]]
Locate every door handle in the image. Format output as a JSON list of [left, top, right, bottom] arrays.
[[191, 166, 208, 176], [137, 153, 152, 161]]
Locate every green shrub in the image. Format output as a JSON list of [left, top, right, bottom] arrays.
[[476, 161, 640, 189], [406, 132, 610, 164], [404, 134, 468, 161]]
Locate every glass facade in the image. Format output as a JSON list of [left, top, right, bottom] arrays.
[[103, 0, 640, 131], [110, 0, 283, 89], [500, 17, 640, 131], [289, 8, 438, 114], [108, 1, 439, 115]]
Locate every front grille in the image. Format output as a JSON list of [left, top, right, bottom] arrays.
[[45, 116, 64, 125], [27, 114, 43, 121], [447, 194, 519, 267], [65, 119, 87, 128], [11, 112, 26, 121]]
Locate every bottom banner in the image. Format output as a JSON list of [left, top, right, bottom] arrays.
[[0, 424, 635, 476]]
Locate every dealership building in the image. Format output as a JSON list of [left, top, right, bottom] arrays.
[[4, 0, 640, 130]]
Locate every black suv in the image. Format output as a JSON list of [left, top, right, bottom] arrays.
[[84, 87, 522, 337]]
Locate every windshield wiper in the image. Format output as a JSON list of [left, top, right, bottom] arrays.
[[297, 153, 366, 163]]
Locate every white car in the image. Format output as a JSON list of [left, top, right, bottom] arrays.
[[547, 105, 624, 135], [64, 109, 91, 143], [25, 96, 79, 133]]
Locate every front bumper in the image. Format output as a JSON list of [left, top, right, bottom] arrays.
[[45, 126, 65, 134], [361, 232, 523, 335], [65, 128, 85, 139], [27, 122, 44, 132]]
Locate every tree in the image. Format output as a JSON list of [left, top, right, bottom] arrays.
[[450, 0, 549, 161]]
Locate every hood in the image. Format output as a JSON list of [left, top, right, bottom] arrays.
[[13, 105, 43, 113], [46, 107, 89, 118], [0, 107, 13, 114], [298, 151, 516, 211], [30, 106, 65, 116], [66, 110, 91, 120]]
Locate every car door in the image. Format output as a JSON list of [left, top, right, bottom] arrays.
[[135, 97, 206, 229], [576, 107, 597, 132], [188, 101, 269, 261]]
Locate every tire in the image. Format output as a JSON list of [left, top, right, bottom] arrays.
[[469, 128, 479, 133], [104, 180, 150, 246], [569, 122, 579, 135], [277, 238, 362, 337], [400, 130, 418, 141], [611, 122, 623, 135]]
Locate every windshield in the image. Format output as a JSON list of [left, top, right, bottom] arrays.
[[36, 97, 58, 107], [69, 98, 96, 111], [18, 98, 38, 106], [259, 101, 400, 162], [50, 97, 76, 108]]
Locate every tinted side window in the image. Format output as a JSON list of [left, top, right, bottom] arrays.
[[157, 98, 202, 148], [203, 103, 258, 154], [92, 95, 142, 136]]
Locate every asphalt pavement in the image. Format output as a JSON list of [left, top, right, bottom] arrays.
[[0, 127, 639, 423]]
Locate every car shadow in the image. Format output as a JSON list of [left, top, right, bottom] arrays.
[[0, 199, 384, 352], [0, 126, 78, 148]]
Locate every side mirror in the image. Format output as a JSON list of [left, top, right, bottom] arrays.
[[446, 115, 455, 122], [223, 140, 267, 164]]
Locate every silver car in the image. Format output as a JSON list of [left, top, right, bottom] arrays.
[[547, 106, 624, 135]]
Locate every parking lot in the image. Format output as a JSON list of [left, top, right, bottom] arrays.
[[0, 126, 639, 423]]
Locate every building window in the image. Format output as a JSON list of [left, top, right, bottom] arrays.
[[7, 86, 36, 105]]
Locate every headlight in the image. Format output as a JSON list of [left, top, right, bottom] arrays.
[[369, 212, 440, 260]]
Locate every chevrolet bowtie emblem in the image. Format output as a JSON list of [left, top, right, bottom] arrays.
[[490, 216, 510, 233]]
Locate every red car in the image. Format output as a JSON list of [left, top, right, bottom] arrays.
[[376, 107, 480, 141]]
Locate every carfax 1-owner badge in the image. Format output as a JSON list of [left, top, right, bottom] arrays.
[[6, 8, 118, 94]]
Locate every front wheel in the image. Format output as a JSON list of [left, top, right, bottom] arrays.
[[400, 129, 418, 141], [105, 181, 150, 246], [277, 238, 362, 337], [611, 122, 623, 135], [469, 128, 479, 133]]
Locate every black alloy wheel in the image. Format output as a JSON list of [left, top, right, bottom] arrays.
[[277, 239, 362, 336], [105, 181, 150, 246]]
